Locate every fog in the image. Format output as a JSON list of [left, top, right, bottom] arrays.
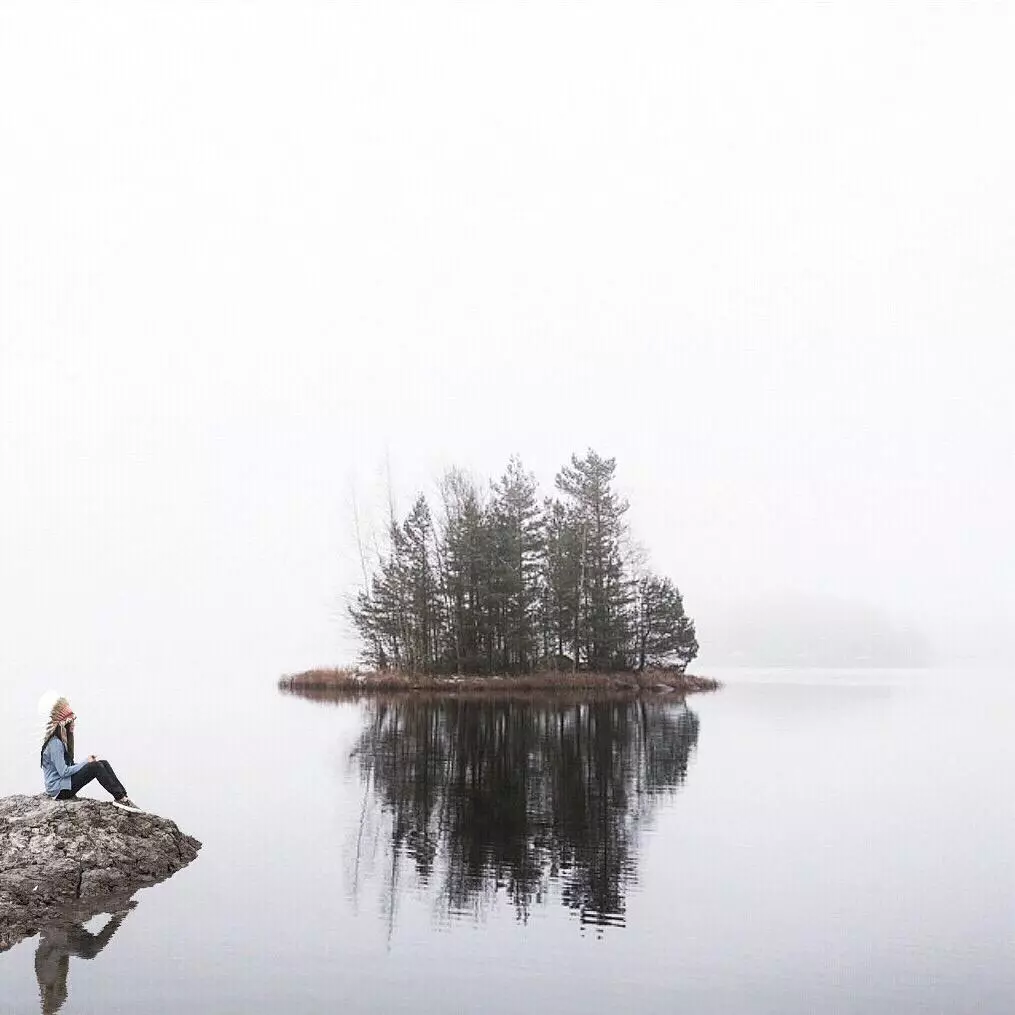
[[1, 4, 1013, 707]]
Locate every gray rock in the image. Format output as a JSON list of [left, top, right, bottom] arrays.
[[0, 794, 200, 952]]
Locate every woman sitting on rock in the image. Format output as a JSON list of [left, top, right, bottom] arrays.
[[38, 692, 141, 812]]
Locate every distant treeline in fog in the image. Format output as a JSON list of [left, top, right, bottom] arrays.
[[350, 450, 697, 676]]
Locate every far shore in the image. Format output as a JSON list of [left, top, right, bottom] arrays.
[[278, 667, 721, 699]]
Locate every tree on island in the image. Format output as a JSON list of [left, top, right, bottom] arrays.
[[350, 450, 698, 676]]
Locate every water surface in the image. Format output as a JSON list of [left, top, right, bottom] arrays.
[[1, 669, 1012, 1013]]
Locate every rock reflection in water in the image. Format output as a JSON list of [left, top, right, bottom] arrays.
[[350, 696, 699, 930], [34, 901, 137, 1014]]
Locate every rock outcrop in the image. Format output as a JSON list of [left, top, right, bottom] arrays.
[[0, 794, 200, 952]]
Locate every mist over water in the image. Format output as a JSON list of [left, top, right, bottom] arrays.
[[1, 5, 1014, 1012], [1, 6, 1013, 691]]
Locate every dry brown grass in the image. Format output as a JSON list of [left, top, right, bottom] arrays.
[[277, 667, 721, 700]]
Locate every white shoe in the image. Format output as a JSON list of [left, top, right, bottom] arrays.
[[112, 797, 143, 813]]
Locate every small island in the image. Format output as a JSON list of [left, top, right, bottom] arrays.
[[282, 450, 719, 698]]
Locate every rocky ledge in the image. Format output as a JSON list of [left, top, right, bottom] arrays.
[[0, 794, 201, 952]]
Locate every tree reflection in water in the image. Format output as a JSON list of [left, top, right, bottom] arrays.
[[350, 696, 699, 930]]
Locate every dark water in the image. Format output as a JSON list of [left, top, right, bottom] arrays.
[[1, 670, 1013, 1014]]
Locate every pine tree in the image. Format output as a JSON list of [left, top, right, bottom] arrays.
[[437, 469, 488, 674], [554, 451, 632, 669], [490, 456, 543, 673], [633, 574, 699, 672], [349, 516, 411, 671], [539, 498, 582, 669], [401, 494, 438, 672], [350, 450, 698, 676]]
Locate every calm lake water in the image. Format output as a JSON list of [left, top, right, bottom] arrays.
[[1, 668, 1013, 1014]]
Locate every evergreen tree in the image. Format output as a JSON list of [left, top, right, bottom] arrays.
[[554, 451, 632, 670], [349, 516, 410, 670], [490, 456, 543, 672], [401, 494, 437, 672], [539, 498, 582, 669], [437, 469, 489, 674], [349, 450, 698, 676], [633, 574, 699, 672]]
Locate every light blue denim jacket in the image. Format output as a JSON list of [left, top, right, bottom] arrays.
[[41, 736, 87, 797]]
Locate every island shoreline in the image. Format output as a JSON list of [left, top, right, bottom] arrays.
[[278, 667, 721, 698]]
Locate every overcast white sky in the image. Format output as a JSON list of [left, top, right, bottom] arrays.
[[1, 3, 1012, 689]]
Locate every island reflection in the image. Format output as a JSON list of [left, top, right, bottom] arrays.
[[347, 695, 700, 930]]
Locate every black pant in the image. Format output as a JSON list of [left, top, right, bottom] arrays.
[[56, 760, 127, 801]]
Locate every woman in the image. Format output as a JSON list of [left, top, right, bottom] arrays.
[[38, 692, 141, 812]]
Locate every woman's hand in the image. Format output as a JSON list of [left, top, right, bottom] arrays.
[[87, 754, 98, 763]]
